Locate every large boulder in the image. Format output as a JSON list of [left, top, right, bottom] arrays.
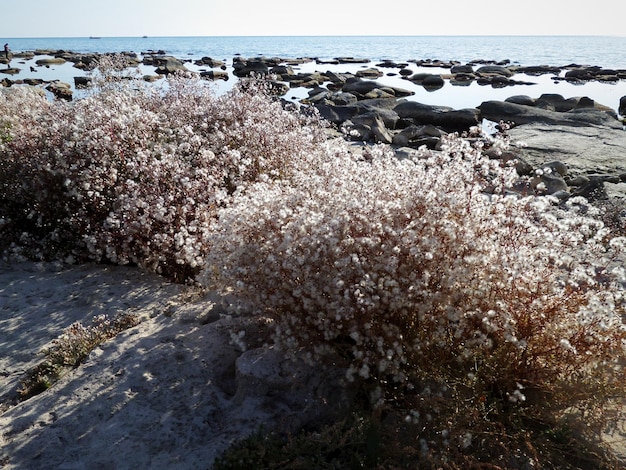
[[479, 100, 622, 129], [476, 65, 514, 77], [154, 56, 189, 75], [394, 101, 479, 131], [342, 78, 413, 98], [35, 57, 66, 66], [232, 57, 281, 77]]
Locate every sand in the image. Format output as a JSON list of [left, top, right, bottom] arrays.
[[0, 261, 339, 469]]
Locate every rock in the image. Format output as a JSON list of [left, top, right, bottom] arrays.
[[0, 68, 20, 75], [531, 172, 569, 195], [476, 65, 514, 77], [540, 160, 568, 177], [505, 95, 536, 106], [450, 64, 474, 74], [511, 65, 562, 76], [394, 101, 479, 131], [356, 67, 383, 78], [334, 57, 370, 64], [421, 74, 445, 90], [341, 77, 413, 99], [232, 57, 277, 77], [479, 100, 622, 128], [73, 76, 91, 88], [35, 57, 66, 66], [507, 123, 626, 199], [154, 56, 189, 75], [194, 57, 225, 68], [620, 96, 626, 116], [46, 81, 73, 100], [200, 70, 229, 81]]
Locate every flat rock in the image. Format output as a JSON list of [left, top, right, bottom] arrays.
[[507, 123, 626, 198]]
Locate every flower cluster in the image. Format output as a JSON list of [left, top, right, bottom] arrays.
[[202, 128, 626, 459], [0, 71, 325, 280]]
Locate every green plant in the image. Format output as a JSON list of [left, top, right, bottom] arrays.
[[18, 312, 139, 400]]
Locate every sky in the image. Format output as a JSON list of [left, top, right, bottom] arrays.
[[1, 0, 624, 38]]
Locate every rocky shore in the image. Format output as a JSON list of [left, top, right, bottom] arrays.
[[2, 48, 626, 201]]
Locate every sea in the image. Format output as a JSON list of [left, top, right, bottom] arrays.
[[3, 35, 626, 112]]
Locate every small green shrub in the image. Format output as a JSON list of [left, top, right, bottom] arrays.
[[18, 312, 139, 400]]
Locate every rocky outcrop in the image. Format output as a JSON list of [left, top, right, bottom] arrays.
[[479, 98, 622, 129], [194, 57, 226, 68], [504, 123, 626, 200], [153, 56, 189, 75], [394, 101, 479, 130]]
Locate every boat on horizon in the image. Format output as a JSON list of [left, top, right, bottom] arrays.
[[89, 36, 101, 39]]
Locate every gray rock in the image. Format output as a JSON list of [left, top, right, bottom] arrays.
[[476, 65, 513, 77], [620, 96, 626, 116], [450, 64, 474, 74], [505, 95, 536, 106], [531, 173, 569, 195], [479, 100, 622, 128], [194, 57, 225, 68], [154, 56, 189, 75], [421, 74, 445, 90], [35, 57, 66, 66], [507, 123, 626, 199], [46, 81, 73, 100], [200, 70, 229, 81], [342, 77, 413, 98], [356, 67, 383, 78], [394, 101, 479, 131]]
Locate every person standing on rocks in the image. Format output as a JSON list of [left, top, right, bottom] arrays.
[[3, 43, 10, 62]]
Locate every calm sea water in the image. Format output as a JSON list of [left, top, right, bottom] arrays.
[[3, 36, 626, 112]]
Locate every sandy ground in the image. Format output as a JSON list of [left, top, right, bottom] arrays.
[[2, 261, 626, 469], [0, 261, 342, 469]]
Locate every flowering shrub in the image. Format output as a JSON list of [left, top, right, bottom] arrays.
[[0, 70, 326, 280], [202, 131, 626, 465]]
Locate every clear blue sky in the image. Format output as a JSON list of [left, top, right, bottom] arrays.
[[1, 0, 623, 37]]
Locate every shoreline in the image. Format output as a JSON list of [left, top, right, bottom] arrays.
[[2, 48, 626, 113]]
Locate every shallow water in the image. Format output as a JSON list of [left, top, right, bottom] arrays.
[[2, 35, 626, 113]]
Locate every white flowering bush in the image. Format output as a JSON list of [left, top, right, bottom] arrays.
[[0, 70, 325, 281], [203, 132, 626, 466]]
